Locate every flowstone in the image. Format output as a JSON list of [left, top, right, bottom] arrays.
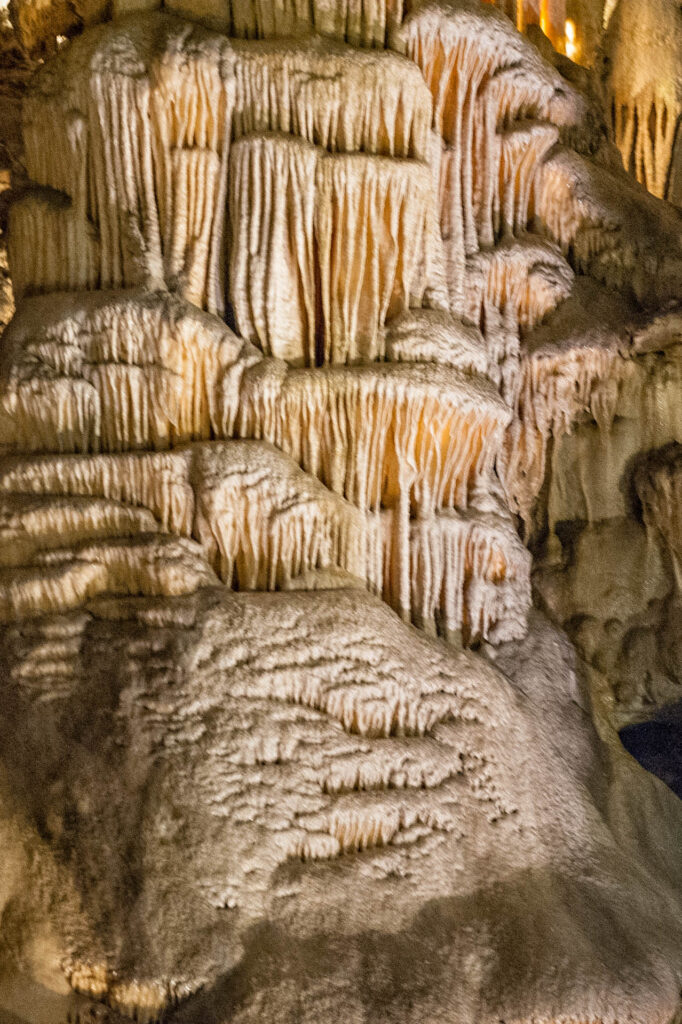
[[0, 0, 682, 1022]]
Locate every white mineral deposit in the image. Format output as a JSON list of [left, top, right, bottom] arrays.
[[0, 0, 681, 1021]]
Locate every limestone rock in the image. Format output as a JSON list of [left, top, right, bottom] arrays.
[[8, 0, 107, 56], [1, 0, 682, 1020], [15, 15, 237, 311], [2, 589, 681, 1022], [603, 0, 682, 203], [0, 290, 258, 453], [228, 135, 434, 365]]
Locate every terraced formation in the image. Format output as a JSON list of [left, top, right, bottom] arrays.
[[1, 0, 682, 1021]]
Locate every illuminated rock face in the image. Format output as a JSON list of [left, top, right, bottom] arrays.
[[1, 1, 682, 1022], [603, 0, 682, 204]]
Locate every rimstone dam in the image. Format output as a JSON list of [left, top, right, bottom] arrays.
[[0, 0, 682, 1021]]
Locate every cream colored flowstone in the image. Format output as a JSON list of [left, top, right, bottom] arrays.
[[11, 15, 435, 316], [2, 588, 682, 1024], [228, 134, 433, 365], [2, 2, 682, 1020], [0, 290, 258, 452], [0, 285, 529, 641], [604, 0, 682, 202]]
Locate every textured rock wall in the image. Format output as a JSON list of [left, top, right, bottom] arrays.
[[603, 0, 682, 205], [0, 0, 681, 1021]]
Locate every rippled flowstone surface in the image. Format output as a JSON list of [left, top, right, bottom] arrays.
[[0, 0, 681, 1021], [2, 592, 682, 1023]]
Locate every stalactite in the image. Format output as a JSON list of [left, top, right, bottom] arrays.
[[473, 74, 563, 248], [504, 339, 635, 520], [237, 359, 510, 514], [494, 120, 558, 239], [0, 441, 366, 591], [228, 135, 434, 366], [165, 0, 406, 46], [191, 441, 367, 586], [228, 134, 319, 365], [465, 237, 573, 331], [66, 966, 187, 1023], [19, 15, 236, 313], [374, 497, 531, 643], [0, 534, 216, 621], [0, 0, 593, 657], [320, 737, 464, 796], [395, 0, 581, 314], [476, 303, 521, 406], [535, 148, 682, 305], [0, 292, 257, 454], [235, 634, 476, 741], [610, 91, 679, 201], [604, 0, 682, 202], [232, 36, 432, 161], [13, 17, 438, 324], [0, 493, 160, 566], [294, 799, 451, 859], [0, 451, 197, 535], [540, 327, 682, 538], [395, 1, 577, 145], [315, 154, 432, 364], [2, 3, 682, 1019], [8, 191, 99, 300]]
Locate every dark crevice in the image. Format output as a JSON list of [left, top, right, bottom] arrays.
[[620, 702, 682, 800]]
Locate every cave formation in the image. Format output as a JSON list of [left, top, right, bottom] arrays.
[[0, 0, 682, 1021]]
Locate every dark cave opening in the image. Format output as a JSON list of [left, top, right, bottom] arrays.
[[620, 704, 682, 800]]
